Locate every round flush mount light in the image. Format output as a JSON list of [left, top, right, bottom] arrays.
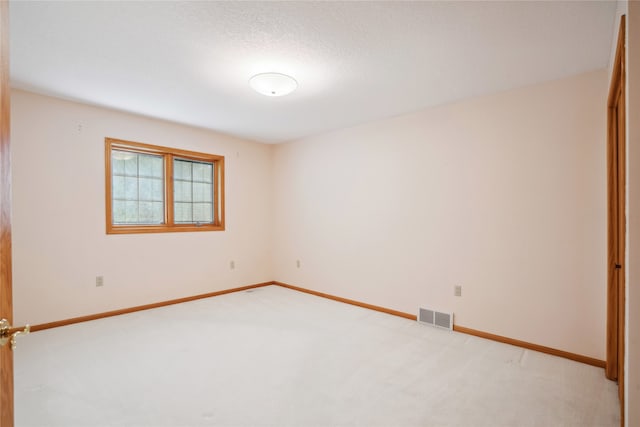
[[249, 72, 298, 97]]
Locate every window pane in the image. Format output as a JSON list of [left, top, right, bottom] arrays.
[[193, 203, 213, 223], [139, 202, 153, 223], [174, 180, 192, 202], [112, 176, 125, 200], [138, 155, 154, 177], [151, 202, 164, 223], [139, 177, 162, 202], [124, 177, 138, 200], [174, 202, 192, 223], [174, 160, 192, 180], [124, 156, 138, 176], [152, 179, 163, 201], [202, 164, 213, 183], [139, 178, 152, 201], [135, 155, 163, 178], [150, 156, 163, 178], [125, 201, 138, 223], [111, 150, 165, 225], [173, 158, 214, 224], [112, 200, 126, 224], [193, 182, 212, 202], [192, 163, 206, 182], [192, 162, 213, 184], [112, 157, 125, 175], [139, 202, 163, 224]]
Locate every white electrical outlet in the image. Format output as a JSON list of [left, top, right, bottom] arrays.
[[454, 285, 462, 297], [96, 276, 104, 287], [296, 260, 301, 268], [230, 261, 235, 270]]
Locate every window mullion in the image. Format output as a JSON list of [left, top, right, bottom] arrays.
[[213, 161, 218, 225], [166, 153, 174, 226], [136, 154, 141, 224], [216, 160, 223, 227], [191, 162, 195, 224]]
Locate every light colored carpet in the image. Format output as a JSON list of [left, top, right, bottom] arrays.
[[15, 285, 619, 426]]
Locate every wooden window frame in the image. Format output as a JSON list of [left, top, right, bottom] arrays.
[[105, 138, 225, 234]]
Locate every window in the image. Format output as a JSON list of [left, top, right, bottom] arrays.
[[105, 138, 224, 234]]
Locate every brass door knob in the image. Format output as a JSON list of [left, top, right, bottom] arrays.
[[0, 319, 30, 350]]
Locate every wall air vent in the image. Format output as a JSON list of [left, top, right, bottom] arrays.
[[418, 307, 453, 330]]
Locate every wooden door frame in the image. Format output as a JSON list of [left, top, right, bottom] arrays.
[[0, 0, 13, 426], [606, 14, 626, 427]]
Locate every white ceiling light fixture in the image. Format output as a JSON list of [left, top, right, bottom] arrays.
[[249, 72, 298, 97]]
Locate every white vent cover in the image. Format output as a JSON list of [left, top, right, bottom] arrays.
[[418, 307, 453, 330]]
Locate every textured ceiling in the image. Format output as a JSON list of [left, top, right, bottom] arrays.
[[10, 1, 617, 144]]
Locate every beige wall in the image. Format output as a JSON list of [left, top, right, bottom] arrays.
[[626, 2, 639, 425], [11, 90, 273, 325], [273, 70, 608, 360], [12, 69, 610, 362]]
